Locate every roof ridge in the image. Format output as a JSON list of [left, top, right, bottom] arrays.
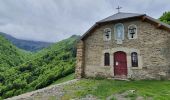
[[118, 12, 144, 15], [98, 12, 145, 23]]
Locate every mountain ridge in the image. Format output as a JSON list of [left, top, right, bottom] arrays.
[[0, 32, 53, 52]]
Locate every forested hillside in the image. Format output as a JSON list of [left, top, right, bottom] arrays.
[[0, 35, 80, 99], [0, 35, 29, 68], [0, 32, 53, 52]]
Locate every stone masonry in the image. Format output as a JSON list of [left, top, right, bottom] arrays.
[[76, 17, 170, 80], [75, 40, 84, 79]]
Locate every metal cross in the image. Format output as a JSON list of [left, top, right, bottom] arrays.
[[116, 6, 122, 13]]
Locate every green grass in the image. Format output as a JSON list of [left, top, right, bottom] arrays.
[[62, 79, 170, 100], [52, 73, 75, 85]]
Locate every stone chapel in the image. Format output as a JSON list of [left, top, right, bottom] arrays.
[[76, 12, 170, 80]]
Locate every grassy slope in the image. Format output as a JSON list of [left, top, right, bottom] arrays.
[[52, 73, 75, 85], [62, 79, 170, 100], [0, 35, 79, 99]]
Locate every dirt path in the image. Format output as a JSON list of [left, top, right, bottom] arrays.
[[5, 79, 78, 100]]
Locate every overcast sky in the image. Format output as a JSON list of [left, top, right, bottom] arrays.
[[0, 0, 169, 42]]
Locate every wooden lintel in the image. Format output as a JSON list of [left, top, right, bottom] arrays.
[[142, 16, 146, 21], [96, 23, 99, 27], [156, 23, 161, 28]]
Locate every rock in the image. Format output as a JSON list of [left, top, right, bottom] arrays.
[[128, 90, 136, 93]]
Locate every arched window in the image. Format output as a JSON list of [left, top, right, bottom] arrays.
[[128, 24, 137, 39], [131, 52, 138, 67], [103, 28, 111, 41], [114, 23, 124, 40], [104, 53, 110, 66]]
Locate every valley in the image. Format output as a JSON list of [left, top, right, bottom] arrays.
[[0, 34, 80, 99]]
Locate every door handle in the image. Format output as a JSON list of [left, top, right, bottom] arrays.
[[116, 61, 119, 66]]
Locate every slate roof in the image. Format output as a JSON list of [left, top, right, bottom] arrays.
[[80, 12, 170, 40], [98, 12, 145, 23]]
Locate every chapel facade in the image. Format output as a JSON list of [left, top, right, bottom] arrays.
[[76, 12, 170, 80]]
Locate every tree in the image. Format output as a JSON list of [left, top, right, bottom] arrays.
[[159, 11, 170, 25]]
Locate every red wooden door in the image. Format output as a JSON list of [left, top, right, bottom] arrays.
[[114, 51, 127, 76]]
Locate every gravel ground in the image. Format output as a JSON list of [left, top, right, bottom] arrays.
[[5, 79, 78, 100]]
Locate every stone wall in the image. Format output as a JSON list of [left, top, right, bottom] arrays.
[[77, 19, 170, 80], [75, 40, 84, 79]]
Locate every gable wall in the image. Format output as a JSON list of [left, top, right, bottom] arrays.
[[82, 19, 170, 80]]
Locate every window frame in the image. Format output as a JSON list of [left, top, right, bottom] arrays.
[[114, 23, 125, 41], [128, 24, 137, 39], [103, 28, 111, 41], [131, 52, 138, 67], [104, 53, 110, 66]]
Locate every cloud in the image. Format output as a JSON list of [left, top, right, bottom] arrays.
[[0, 0, 169, 42]]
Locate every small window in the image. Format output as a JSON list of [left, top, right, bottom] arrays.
[[128, 25, 137, 39], [104, 53, 110, 66], [114, 23, 124, 40], [131, 52, 138, 67], [103, 28, 111, 41]]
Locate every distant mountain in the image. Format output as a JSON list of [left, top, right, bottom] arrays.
[[0, 32, 53, 52]]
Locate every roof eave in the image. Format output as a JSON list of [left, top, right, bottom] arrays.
[[80, 14, 170, 41], [144, 16, 170, 31], [80, 23, 99, 40]]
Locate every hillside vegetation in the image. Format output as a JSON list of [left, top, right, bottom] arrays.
[[0, 35, 29, 68], [0, 35, 79, 99], [159, 11, 170, 25]]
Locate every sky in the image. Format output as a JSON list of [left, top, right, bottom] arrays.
[[0, 0, 169, 42]]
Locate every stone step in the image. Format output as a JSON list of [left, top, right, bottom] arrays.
[[113, 77, 130, 81], [108, 77, 130, 81]]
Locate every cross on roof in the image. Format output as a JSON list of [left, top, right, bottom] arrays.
[[116, 6, 122, 13]]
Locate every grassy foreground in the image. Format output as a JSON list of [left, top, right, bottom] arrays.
[[61, 79, 170, 100]]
